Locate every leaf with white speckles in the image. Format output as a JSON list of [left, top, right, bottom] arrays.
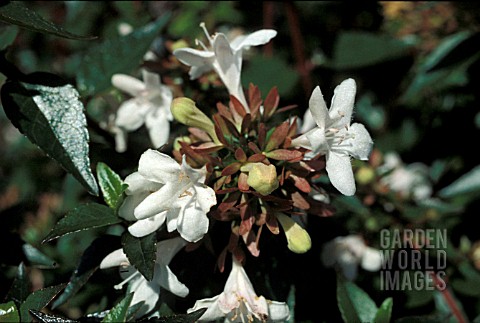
[[1, 75, 99, 195]]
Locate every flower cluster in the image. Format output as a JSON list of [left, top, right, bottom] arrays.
[[102, 23, 373, 320]]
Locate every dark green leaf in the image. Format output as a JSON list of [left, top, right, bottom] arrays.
[[101, 293, 134, 323], [6, 263, 30, 305], [0, 1, 95, 40], [1, 77, 99, 195], [331, 31, 412, 70], [22, 244, 57, 269], [337, 276, 378, 323], [122, 232, 156, 281], [76, 14, 170, 96], [438, 165, 480, 198], [0, 25, 18, 51], [0, 301, 20, 322], [141, 308, 207, 323], [19, 284, 66, 323], [28, 310, 77, 323], [97, 162, 127, 209], [374, 297, 393, 323], [43, 203, 121, 242], [51, 268, 96, 310]]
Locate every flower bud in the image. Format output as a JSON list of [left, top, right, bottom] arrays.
[[276, 213, 311, 254], [171, 97, 219, 144], [241, 163, 279, 196]]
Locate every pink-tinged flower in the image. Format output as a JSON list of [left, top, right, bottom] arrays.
[[112, 70, 173, 152], [100, 237, 189, 318], [119, 149, 216, 243], [173, 23, 276, 110], [291, 79, 373, 195], [188, 258, 290, 322], [321, 235, 383, 281]]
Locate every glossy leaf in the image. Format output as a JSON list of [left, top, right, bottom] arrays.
[[6, 263, 30, 305], [76, 14, 170, 96], [101, 293, 133, 323], [438, 165, 480, 198], [141, 308, 207, 323], [19, 284, 66, 323], [43, 203, 122, 242], [97, 162, 127, 209], [22, 244, 57, 268], [337, 276, 378, 323], [28, 310, 76, 323], [0, 301, 19, 322], [1, 77, 99, 195], [0, 1, 95, 40], [122, 232, 156, 281]]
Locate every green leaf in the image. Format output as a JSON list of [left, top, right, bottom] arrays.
[[374, 297, 393, 323], [1, 77, 99, 195], [337, 276, 378, 323], [22, 244, 57, 268], [76, 14, 170, 96], [331, 31, 412, 70], [43, 203, 122, 242], [97, 162, 127, 209], [19, 284, 66, 323], [6, 263, 30, 305], [141, 308, 207, 323], [438, 165, 480, 198], [0, 1, 95, 40], [0, 25, 18, 51], [122, 232, 156, 281], [101, 293, 134, 323], [28, 310, 76, 323], [0, 301, 19, 323]]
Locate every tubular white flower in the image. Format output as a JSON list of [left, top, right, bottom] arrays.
[[112, 69, 173, 152], [99, 237, 189, 318], [291, 79, 373, 195], [188, 258, 290, 322], [321, 235, 382, 281], [119, 149, 216, 243], [173, 23, 277, 111]]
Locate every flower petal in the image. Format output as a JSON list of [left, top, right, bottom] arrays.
[[157, 265, 189, 297], [115, 99, 149, 131], [176, 198, 209, 242], [128, 276, 160, 317], [134, 182, 179, 219], [173, 47, 215, 67], [308, 86, 328, 129], [187, 295, 224, 320], [347, 123, 373, 160], [100, 249, 128, 269], [128, 212, 166, 237], [118, 191, 150, 221], [138, 149, 180, 183], [141, 70, 161, 89], [361, 247, 383, 272], [230, 29, 277, 51], [124, 171, 161, 194], [189, 64, 214, 80], [329, 78, 356, 125], [268, 301, 291, 321], [112, 74, 146, 97], [326, 151, 356, 196], [156, 236, 188, 265], [213, 33, 242, 99], [145, 109, 171, 149]]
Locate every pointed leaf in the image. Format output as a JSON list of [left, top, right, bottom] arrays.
[[263, 86, 279, 118], [265, 122, 289, 152], [265, 149, 303, 161], [19, 284, 66, 323], [28, 310, 77, 323], [101, 293, 134, 323], [43, 203, 121, 242], [141, 308, 207, 323], [121, 232, 156, 281], [235, 147, 247, 163], [1, 78, 99, 195], [0, 2, 95, 40], [438, 165, 480, 198], [221, 162, 242, 177], [76, 15, 170, 95], [337, 276, 378, 323], [22, 244, 57, 268], [0, 301, 19, 323], [6, 263, 30, 305], [374, 297, 393, 323], [0, 25, 18, 51], [97, 162, 127, 209]]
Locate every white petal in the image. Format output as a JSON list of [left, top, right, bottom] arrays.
[[138, 149, 180, 183], [194, 185, 217, 212], [268, 301, 290, 321], [299, 109, 317, 133], [112, 74, 146, 97], [115, 99, 149, 131], [329, 78, 356, 125], [189, 64, 214, 80], [114, 128, 127, 153], [176, 198, 209, 242], [157, 265, 189, 297], [128, 212, 166, 237], [188, 295, 224, 320], [142, 70, 161, 88], [213, 34, 242, 98], [128, 276, 160, 317], [145, 109, 170, 149], [361, 247, 383, 272], [290, 133, 312, 150], [156, 236, 188, 265], [100, 249, 128, 269], [305, 127, 328, 156], [173, 47, 215, 67], [308, 86, 328, 129], [134, 182, 180, 219], [118, 192, 150, 221], [230, 29, 277, 51], [326, 152, 356, 196], [346, 123, 373, 160], [124, 171, 161, 194]]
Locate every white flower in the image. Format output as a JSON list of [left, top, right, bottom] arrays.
[[119, 149, 217, 243], [291, 79, 373, 196], [321, 235, 383, 281], [100, 237, 189, 318], [112, 69, 173, 152], [188, 258, 290, 322], [379, 152, 432, 201], [173, 23, 277, 111]]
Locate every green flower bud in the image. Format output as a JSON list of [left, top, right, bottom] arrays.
[[171, 97, 219, 144], [276, 213, 311, 254], [241, 162, 279, 196]]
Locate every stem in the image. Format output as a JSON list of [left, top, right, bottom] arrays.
[[430, 272, 468, 323]]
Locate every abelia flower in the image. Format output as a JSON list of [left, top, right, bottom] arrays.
[[321, 235, 383, 281], [188, 258, 290, 322], [291, 79, 373, 196], [173, 23, 277, 110], [100, 237, 189, 318], [119, 149, 216, 243], [112, 70, 173, 152]]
